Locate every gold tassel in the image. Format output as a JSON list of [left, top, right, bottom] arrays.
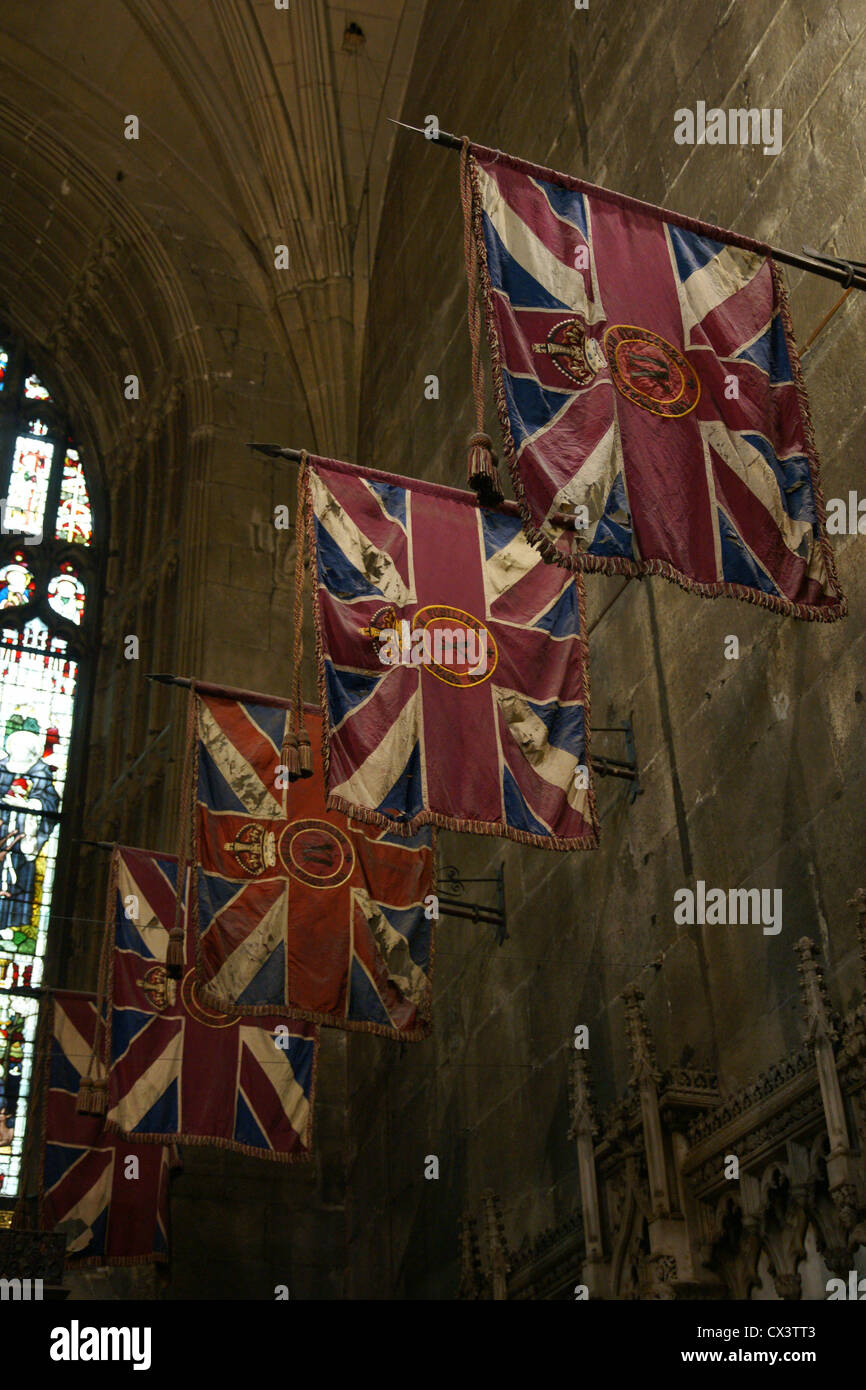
[[297, 725, 313, 779], [89, 1078, 107, 1116], [282, 726, 301, 781], [76, 1076, 94, 1114], [166, 927, 185, 979], [466, 432, 502, 506]]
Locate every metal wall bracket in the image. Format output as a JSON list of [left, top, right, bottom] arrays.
[[593, 716, 643, 804], [437, 863, 508, 945]]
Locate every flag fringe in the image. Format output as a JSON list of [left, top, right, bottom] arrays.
[[101, 1119, 316, 1165], [189, 981, 434, 1041], [66, 1252, 171, 1267], [466, 152, 848, 625], [324, 793, 600, 852]]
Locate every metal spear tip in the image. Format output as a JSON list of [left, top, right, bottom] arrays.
[[247, 442, 287, 458], [386, 117, 463, 150], [144, 672, 183, 686], [247, 443, 307, 461]]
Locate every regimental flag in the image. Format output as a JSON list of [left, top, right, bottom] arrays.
[[190, 692, 436, 1039], [305, 454, 599, 849], [106, 847, 317, 1162], [465, 144, 846, 621], [41, 990, 178, 1265]]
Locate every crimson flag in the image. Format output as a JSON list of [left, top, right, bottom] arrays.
[[41, 990, 178, 1264], [190, 691, 436, 1039], [106, 847, 317, 1162], [305, 455, 598, 849], [466, 144, 846, 621]]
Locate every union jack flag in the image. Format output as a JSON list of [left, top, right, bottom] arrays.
[[106, 847, 317, 1162], [467, 145, 846, 621], [40, 990, 178, 1264], [190, 692, 436, 1039], [305, 456, 598, 849]]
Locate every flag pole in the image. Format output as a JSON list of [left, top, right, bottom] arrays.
[[145, 671, 312, 711], [245, 443, 583, 531], [387, 118, 866, 294]]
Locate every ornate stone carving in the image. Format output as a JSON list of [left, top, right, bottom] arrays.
[[457, 1212, 486, 1301], [44, 225, 121, 358], [481, 1189, 510, 1301], [460, 919, 866, 1300]]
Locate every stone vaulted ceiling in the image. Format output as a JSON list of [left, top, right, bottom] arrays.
[[0, 0, 427, 459]]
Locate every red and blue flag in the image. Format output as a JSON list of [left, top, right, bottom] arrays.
[[306, 456, 598, 850], [40, 989, 178, 1264], [467, 145, 846, 621], [106, 846, 317, 1162], [190, 692, 436, 1039]]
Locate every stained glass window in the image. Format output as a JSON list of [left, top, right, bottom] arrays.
[[0, 351, 8, 392], [0, 331, 100, 1201], [6, 435, 54, 539], [23, 375, 50, 401], [47, 566, 85, 625], [55, 450, 93, 546], [0, 555, 36, 610], [0, 993, 40, 1196]]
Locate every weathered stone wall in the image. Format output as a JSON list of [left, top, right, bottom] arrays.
[[348, 0, 866, 1297]]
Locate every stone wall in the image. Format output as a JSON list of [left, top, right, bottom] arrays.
[[347, 0, 866, 1297]]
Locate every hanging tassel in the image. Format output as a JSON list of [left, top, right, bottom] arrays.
[[166, 926, 185, 979], [88, 1077, 107, 1116], [282, 724, 301, 781], [76, 1075, 94, 1114], [286, 457, 309, 784], [460, 140, 502, 511], [466, 431, 502, 506], [297, 723, 313, 778]]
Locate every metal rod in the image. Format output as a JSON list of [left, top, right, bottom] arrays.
[[593, 758, 638, 782], [389, 119, 866, 293], [437, 902, 503, 926], [74, 839, 116, 851]]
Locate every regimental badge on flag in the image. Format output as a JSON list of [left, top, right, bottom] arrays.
[[189, 691, 436, 1039], [465, 144, 846, 622], [41, 990, 178, 1265], [105, 847, 317, 1162], [304, 455, 599, 850]]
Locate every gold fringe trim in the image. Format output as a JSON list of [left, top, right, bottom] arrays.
[[101, 1120, 315, 1165]]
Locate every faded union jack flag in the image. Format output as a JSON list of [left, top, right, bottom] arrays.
[[41, 990, 178, 1264], [305, 456, 598, 849], [190, 691, 435, 1040], [106, 846, 317, 1162], [466, 145, 846, 621]]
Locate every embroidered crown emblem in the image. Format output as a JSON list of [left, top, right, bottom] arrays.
[[138, 963, 170, 1011], [224, 822, 277, 876], [532, 318, 606, 387]]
